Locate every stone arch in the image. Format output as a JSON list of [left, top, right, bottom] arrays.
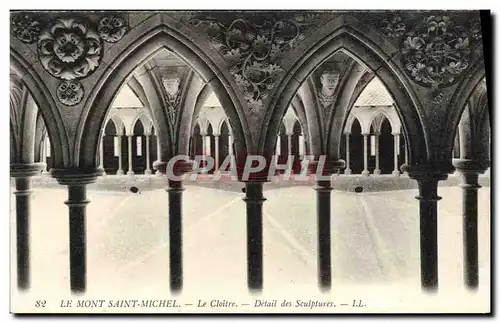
[[369, 111, 393, 134], [107, 114, 125, 136], [131, 113, 153, 136], [262, 26, 427, 166], [10, 51, 70, 167], [77, 21, 249, 167]]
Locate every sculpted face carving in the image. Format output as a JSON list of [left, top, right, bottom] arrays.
[[162, 77, 180, 97], [320, 72, 340, 97]]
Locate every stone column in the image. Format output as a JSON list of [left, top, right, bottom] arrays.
[[99, 129, 106, 176], [201, 132, 207, 174], [228, 135, 234, 174], [403, 165, 448, 292], [243, 181, 267, 292], [127, 135, 134, 176], [403, 145, 409, 175], [160, 160, 193, 293], [344, 133, 351, 175], [275, 136, 281, 156], [41, 138, 49, 175], [11, 163, 45, 290], [145, 134, 152, 175], [392, 133, 401, 176], [214, 134, 220, 172], [287, 133, 292, 159], [155, 136, 162, 176], [310, 159, 344, 291], [50, 168, 103, 293], [373, 132, 381, 175], [453, 159, 487, 290], [362, 134, 369, 176], [116, 135, 124, 175]]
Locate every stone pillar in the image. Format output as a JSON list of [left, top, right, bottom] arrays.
[[50, 168, 103, 293], [214, 134, 220, 172], [116, 135, 124, 175], [145, 134, 152, 175], [403, 145, 409, 175], [155, 136, 162, 176], [392, 133, 401, 176], [287, 133, 292, 159], [310, 159, 344, 291], [362, 133, 369, 176], [243, 181, 266, 292], [453, 159, 487, 290], [344, 133, 351, 175], [41, 138, 49, 175], [127, 135, 134, 176], [373, 132, 381, 175], [201, 132, 207, 174], [275, 136, 281, 156], [161, 160, 193, 293], [403, 165, 448, 292], [11, 163, 45, 290], [228, 135, 234, 174], [99, 129, 106, 176]]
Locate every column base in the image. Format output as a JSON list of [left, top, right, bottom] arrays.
[[373, 169, 381, 175], [155, 170, 163, 176], [344, 169, 352, 175], [145, 169, 152, 175], [392, 170, 401, 177], [361, 170, 370, 177], [116, 170, 124, 175], [127, 171, 135, 176]]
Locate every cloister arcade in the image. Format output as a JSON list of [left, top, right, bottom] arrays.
[[10, 10, 490, 300]]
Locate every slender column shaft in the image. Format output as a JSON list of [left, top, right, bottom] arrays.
[[315, 179, 333, 291], [362, 134, 369, 176], [99, 132, 105, 172], [15, 177, 32, 290], [145, 135, 151, 174], [65, 185, 89, 293], [167, 180, 185, 293], [416, 179, 440, 291], [345, 133, 351, 174], [287, 134, 292, 157], [228, 135, 234, 174], [214, 135, 220, 171], [127, 135, 134, 175], [374, 134, 381, 175], [458, 171, 481, 290], [41, 138, 48, 174], [393, 133, 400, 175], [243, 182, 266, 292], [117, 136, 124, 175]]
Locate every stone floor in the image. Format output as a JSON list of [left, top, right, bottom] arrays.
[[10, 183, 491, 313]]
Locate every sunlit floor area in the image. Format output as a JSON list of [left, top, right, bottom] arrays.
[[10, 182, 490, 313]]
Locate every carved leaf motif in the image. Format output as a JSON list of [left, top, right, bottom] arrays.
[[11, 12, 42, 44], [57, 80, 84, 106], [37, 18, 103, 80], [98, 15, 128, 43], [189, 13, 329, 114]]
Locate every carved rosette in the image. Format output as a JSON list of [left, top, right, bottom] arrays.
[[375, 12, 482, 89], [37, 18, 102, 81], [98, 15, 128, 43], [56, 80, 84, 106], [189, 13, 329, 116], [11, 12, 42, 44]]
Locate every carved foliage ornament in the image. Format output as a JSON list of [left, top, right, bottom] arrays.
[[37, 18, 102, 81], [11, 12, 41, 44], [57, 80, 84, 106], [98, 15, 128, 43], [378, 13, 482, 89], [189, 13, 328, 115]]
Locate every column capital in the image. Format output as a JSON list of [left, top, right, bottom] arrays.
[[361, 132, 370, 136], [373, 131, 381, 137], [213, 133, 220, 138], [308, 158, 345, 176], [242, 182, 267, 204], [200, 132, 208, 136], [400, 164, 451, 182], [391, 132, 401, 136], [154, 159, 194, 176], [10, 163, 46, 178], [50, 167, 104, 186], [452, 158, 488, 174], [344, 132, 351, 136]]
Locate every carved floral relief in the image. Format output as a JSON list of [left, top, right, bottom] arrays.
[[56, 79, 85, 106]]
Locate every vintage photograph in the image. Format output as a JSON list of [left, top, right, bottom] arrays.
[[9, 9, 491, 314]]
